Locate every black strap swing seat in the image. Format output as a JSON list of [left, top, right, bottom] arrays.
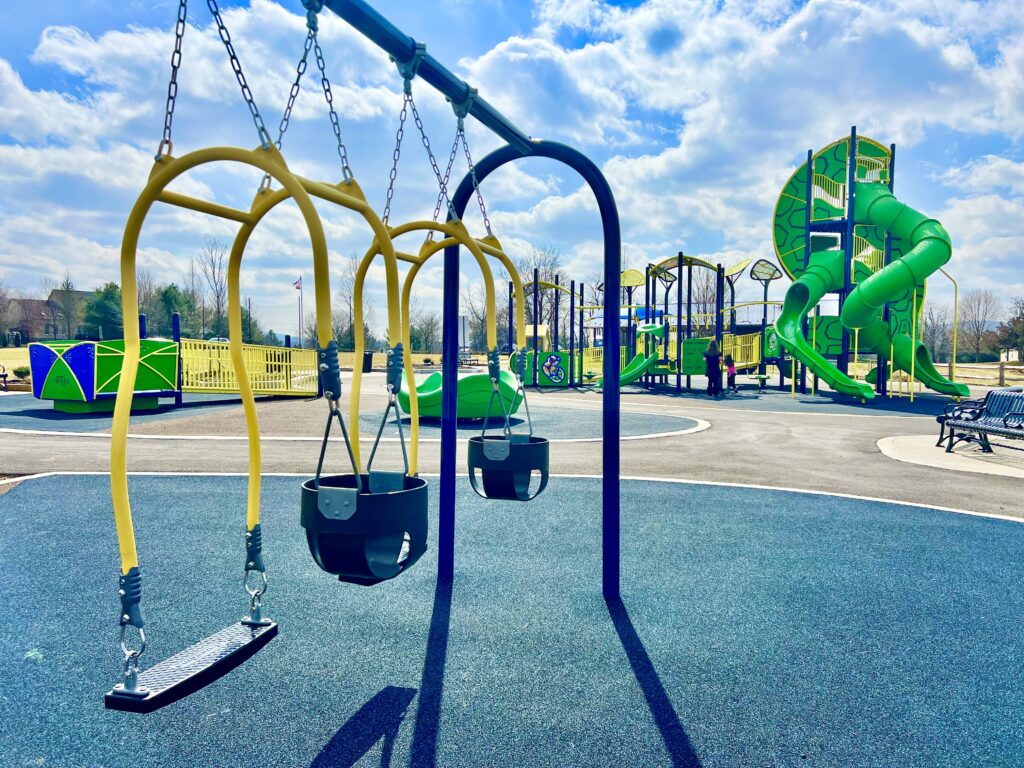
[[467, 349, 549, 501], [301, 342, 428, 585]]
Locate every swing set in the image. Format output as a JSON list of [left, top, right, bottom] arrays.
[[104, 0, 622, 714]]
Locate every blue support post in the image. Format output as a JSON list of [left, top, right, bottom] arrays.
[[532, 267, 539, 387], [507, 280, 514, 353], [643, 265, 651, 388], [685, 262, 692, 391], [138, 313, 147, 339], [839, 126, 858, 376], [675, 254, 682, 393], [448, 140, 621, 598], [803, 148, 813, 270], [568, 279, 575, 387], [715, 265, 725, 395], [879, 142, 896, 397], [553, 274, 560, 352], [172, 312, 183, 408], [439, 235, 459, 584], [579, 284, 585, 384]]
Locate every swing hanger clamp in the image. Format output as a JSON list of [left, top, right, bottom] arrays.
[[391, 42, 427, 94], [448, 87, 478, 121]]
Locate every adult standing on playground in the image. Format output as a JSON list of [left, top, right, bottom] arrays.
[[704, 339, 722, 397]]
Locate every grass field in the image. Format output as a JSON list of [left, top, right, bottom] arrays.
[[0, 348, 28, 374]]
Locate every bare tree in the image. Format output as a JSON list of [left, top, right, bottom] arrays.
[[922, 303, 951, 362], [198, 238, 228, 337], [409, 300, 442, 353], [37, 277, 60, 338], [511, 245, 565, 345], [0, 277, 9, 336], [960, 288, 1002, 362], [52, 271, 84, 338], [136, 268, 160, 329]]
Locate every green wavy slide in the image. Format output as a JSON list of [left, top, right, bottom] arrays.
[[772, 137, 968, 399]]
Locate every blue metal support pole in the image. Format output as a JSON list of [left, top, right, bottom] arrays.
[[439, 234, 459, 585], [803, 149, 813, 270], [448, 140, 621, 598], [643, 265, 651, 388], [626, 287, 634, 361], [675, 254, 682, 393], [879, 142, 896, 397], [532, 267, 539, 387], [579, 284, 585, 384], [715, 265, 725, 395], [507, 280, 514, 353], [172, 312, 183, 408], [839, 126, 858, 377], [553, 274, 560, 352], [685, 262, 692, 391], [568, 279, 575, 387], [138, 313, 147, 340]]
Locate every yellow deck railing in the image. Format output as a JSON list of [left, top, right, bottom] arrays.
[[180, 339, 317, 396], [852, 234, 884, 280], [721, 331, 762, 370], [856, 155, 888, 183], [812, 173, 846, 215], [581, 346, 630, 377]]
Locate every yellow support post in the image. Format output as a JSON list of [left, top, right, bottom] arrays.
[[910, 289, 917, 403]]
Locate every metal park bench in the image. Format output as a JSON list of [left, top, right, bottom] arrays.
[[0, 365, 6, 392], [937, 387, 1024, 453]]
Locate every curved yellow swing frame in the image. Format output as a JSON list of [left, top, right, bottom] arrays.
[[111, 145, 404, 576], [223, 174, 404, 539], [113, 145, 322, 574], [352, 220, 530, 473]]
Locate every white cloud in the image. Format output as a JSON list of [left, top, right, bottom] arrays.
[[942, 156, 1024, 196]]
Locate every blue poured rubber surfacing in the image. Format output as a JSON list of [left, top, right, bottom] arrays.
[[0, 474, 1021, 767]]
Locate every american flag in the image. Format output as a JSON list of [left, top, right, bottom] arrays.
[[293, 277, 302, 290]]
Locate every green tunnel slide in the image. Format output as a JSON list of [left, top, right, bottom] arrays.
[[775, 181, 968, 399]]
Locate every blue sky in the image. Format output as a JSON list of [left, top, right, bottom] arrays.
[[1, 0, 1022, 339]]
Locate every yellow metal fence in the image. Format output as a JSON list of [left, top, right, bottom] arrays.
[[180, 339, 318, 396], [579, 330, 763, 377]]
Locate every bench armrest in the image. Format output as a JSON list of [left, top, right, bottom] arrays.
[[948, 404, 984, 421], [1004, 411, 1024, 429]]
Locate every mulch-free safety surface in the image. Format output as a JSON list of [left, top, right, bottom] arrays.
[[1, 474, 1020, 767]]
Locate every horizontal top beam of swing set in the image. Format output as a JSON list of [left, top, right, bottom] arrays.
[[321, 0, 535, 155]]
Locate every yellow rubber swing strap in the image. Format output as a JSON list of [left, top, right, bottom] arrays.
[[351, 219, 497, 475], [110, 145, 328, 576]]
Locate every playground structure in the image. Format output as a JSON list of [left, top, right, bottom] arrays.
[[100, 0, 620, 714], [27, 313, 316, 412], [517, 256, 773, 391], [772, 129, 968, 401]]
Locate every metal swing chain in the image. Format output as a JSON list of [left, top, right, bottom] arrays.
[[258, 27, 314, 190], [460, 125, 494, 237], [156, 0, 188, 161], [426, 121, 461, 240], [312, 34, 354, 182], [207, 0, 273, 149], [381, 89, 410, 226], [409, 93, 459, 224]]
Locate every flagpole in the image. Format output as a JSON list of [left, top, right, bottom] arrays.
[[297, 277, 304, 348]]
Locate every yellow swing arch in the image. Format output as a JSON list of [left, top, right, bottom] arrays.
[[224, 173, 404, 537], [352, 218, 500, 474], [111, 144, 339, 577]]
